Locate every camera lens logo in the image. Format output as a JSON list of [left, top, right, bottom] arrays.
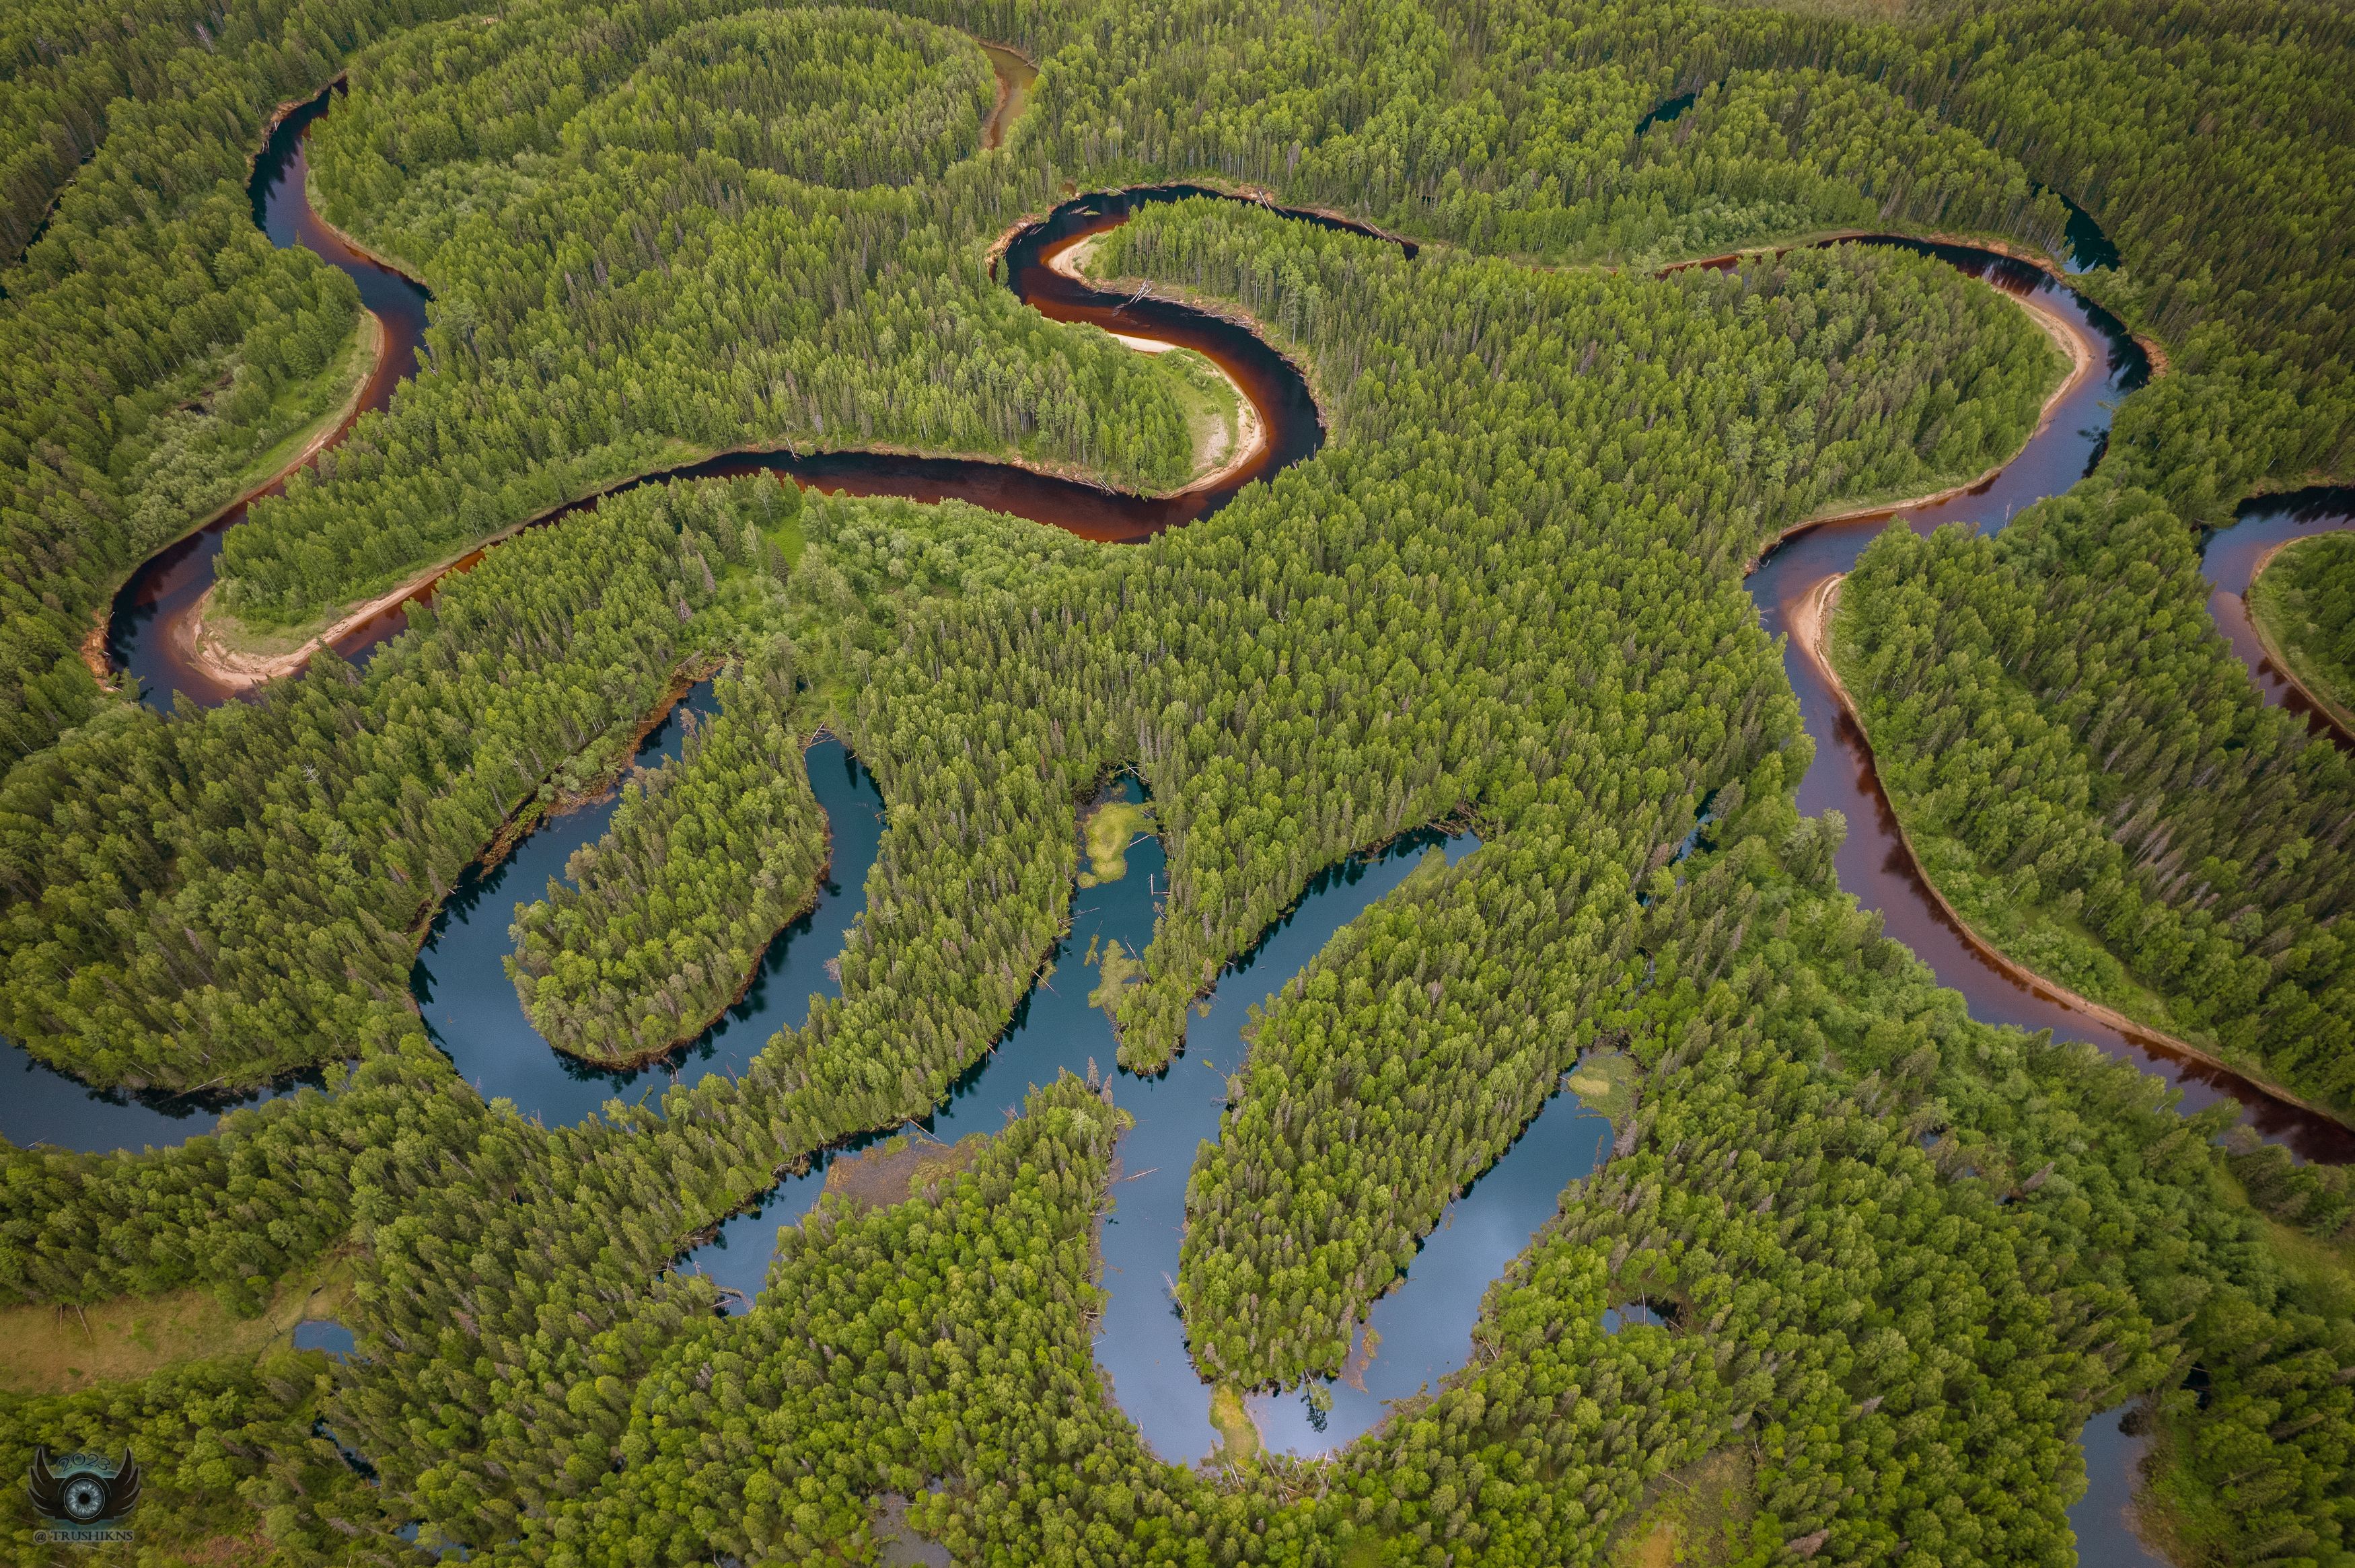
[[26, 1447, 139, 1544], [61, 1474, 108, 1522]]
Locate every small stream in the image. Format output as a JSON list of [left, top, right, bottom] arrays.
[[0, 1039, 339, 1155], [27, 54, 2343, 1541], [2198, 486, 2355, 751]]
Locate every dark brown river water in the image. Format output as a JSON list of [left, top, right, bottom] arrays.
[[1743, 244, 2352, 1163], [30, 63, 2323, 1551]]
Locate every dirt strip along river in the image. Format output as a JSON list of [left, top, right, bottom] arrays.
[[20, 67, 2344, 1525], [1746, 240, 2354, 1164], [107, 80, 1382, 710], [108, 83, 433, 710], [2198, 484, 2355, 752], [98, 85, 2351, 1161]]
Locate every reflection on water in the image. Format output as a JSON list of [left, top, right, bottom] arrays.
[[1600, 1301, 1670, 1334], [1099, 828, 1482, 1462], [294, 1318, 357, 1357], [1245, 1078, 1610, 1456], [2069, 1403, 2168, 1567]]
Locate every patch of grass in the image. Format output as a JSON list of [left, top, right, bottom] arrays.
[[1161, 346, 1248, 483], [1566, 1048, 1640, 1127], [1608, 1446, 1756, 1567], [1207, 1384, 1261, 1461], [0, 1255, 355, 1395], [1087, 936, 1146, 1023], [822, 1132, 987, 1215], [1079, 798, 1154, 886]]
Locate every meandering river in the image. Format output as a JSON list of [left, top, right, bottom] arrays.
[[1745, 243, 2353, 1164], [101, 75, 2351, 1162], [22, 57, 2341, 1540], [2198, 486, 2355, 751]]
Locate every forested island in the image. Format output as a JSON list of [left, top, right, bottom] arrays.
[[3, 1, 2352, 1565]]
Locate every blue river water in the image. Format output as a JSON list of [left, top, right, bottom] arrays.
[[680, 785, 1616, 1462], [414, 700, 885, 1128], [6, 681, 884, 1154], [2068, 1403, 2169, 1567]]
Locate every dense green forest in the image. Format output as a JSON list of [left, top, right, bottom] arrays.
[[4, 0, 2354, 1563], [0, 0, 472, 768], [2249, 530, 2355, 727], [1831, 486, 2355, 1113], [211, 0, 1214, 630], [508, 641, 833, 1063]]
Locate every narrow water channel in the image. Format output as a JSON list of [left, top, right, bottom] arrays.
[[2068, 1403, 2169, 1567], [412, 711, 885, 1129], [98, 78, 2345, 1160], [108, 83, 432, 711], [2198, 486, 2355, 751], [677, 787, 1588, 1462], [1, 1037, 339, 1155], [1743, 244, 2355, 1164], [32, 57, 2346, 1534]]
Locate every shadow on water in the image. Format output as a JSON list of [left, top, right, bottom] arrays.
[[1, 1041, 344, 1155], [1634, 87, 1702, 136], [2055, 190, 2120, 274], [412, 688, 885, 1129]]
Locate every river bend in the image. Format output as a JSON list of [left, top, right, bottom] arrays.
[[95, 73, 2350, 1160], [16, 55, 2346, 1528]]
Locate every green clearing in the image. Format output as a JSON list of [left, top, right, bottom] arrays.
[[0, 1253, 355, 1396], [1565, 1048, 1640, 1128], [1607, 1447, 1759, 1568], [1207, 1384, 1262, 1461], [1161, 346, 1249, 484]]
